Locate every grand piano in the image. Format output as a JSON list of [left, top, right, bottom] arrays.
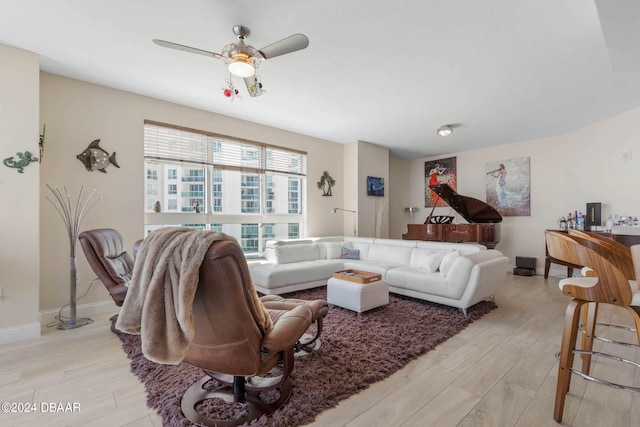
[[402, 184, 502, 249]]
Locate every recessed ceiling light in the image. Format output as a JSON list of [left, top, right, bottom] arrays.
[[437, 125, 453, 137]]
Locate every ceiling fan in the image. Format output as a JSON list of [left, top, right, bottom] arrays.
[[153, 25, 309, 97]]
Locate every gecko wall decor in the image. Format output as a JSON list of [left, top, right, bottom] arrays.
[[3, 151, 38, 173]]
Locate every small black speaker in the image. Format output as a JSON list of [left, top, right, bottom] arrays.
[[586, 202, 601, 231], [514, 256, 536, 276], [516, 256, 536, 269], [514, 267, 535, 276]]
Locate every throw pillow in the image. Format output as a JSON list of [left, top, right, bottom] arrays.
[[440, 250, 461, 277], [410, 249, 447, 273], [341, 247, 360, 260]]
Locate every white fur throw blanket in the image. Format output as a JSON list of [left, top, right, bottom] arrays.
[[115, 227, 270, 365]]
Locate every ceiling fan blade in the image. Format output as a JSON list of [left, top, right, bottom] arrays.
[[258, 34, 309, 59], [152, 39, 224, 60]]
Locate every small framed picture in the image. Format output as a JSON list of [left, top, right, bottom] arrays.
[[367, 176, 384, 197]]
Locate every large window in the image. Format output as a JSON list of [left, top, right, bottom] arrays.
[[144, 121, 307, 257]]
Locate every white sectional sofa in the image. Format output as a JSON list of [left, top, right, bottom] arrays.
[[249, 236, 509, 313]]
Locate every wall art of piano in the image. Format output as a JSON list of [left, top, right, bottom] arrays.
[[402, 184, 502, 249]]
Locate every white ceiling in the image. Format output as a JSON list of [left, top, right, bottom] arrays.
[[2, 0, 640, 159]]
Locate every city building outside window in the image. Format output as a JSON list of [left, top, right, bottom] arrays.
[[144, 121, 307, 257], [288, 223, 299, 239], [288, 177, 300, 214]]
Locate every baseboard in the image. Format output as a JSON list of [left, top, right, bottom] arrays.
[[541, 266, 576, 277], [39, 300, 119, 328], [0, 322, 41, 345]]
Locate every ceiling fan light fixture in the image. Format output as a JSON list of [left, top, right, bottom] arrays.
[[437, 125, 453, 137], [153, 25, 308, 90], [223, 42, 260, 77], [228, 60, 255, 77]]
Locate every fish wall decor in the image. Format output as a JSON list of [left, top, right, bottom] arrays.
[[76, 139, 120, 173]]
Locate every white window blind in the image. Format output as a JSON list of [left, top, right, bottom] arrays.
[[144, 121, 307, 176], [144, 124, 211, 166], [266, 146, 307, 176]]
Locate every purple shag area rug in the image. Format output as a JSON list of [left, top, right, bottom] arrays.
[[115, 288, 496, 426]]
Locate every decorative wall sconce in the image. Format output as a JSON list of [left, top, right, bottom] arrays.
[[3, 151, 38, 173], [405, 206, 420, 222]]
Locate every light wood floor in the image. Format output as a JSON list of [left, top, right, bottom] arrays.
[[2, 273, 639, 426]]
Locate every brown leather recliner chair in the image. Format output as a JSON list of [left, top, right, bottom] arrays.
[[130, 237, 329, 355], [260, 295, 328, 354], [79, 228, 134, 332], [79, 228, 133, 306], [181, 239, 313, 426]]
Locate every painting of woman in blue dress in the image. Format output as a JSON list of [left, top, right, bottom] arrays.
[[486, 157, 530, 216]]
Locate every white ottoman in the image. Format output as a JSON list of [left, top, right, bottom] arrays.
[[327, 277, 389, 313]]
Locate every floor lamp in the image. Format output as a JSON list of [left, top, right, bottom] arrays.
[[45, 184, 100, 330], [331, 208, 357, 237]]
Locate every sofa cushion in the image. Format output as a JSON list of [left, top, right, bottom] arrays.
[[368, 244, 413, 265], [372, 239, 418, 248], [323, 241, 343, 259], [416, 241, 486, 254], [274, 243, 321, 264], [385, 266, 452, 297], [440, 251, 461, 277], [343, 260, 404, 276], [250, 259, 345, 288], [409, 249, 447, 273], [341, 247, 360, 259]]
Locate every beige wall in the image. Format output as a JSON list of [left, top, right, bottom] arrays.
[[340, 141, 390, 238], [391, 107, 640, 274], [39, 72, 344, 313], [389, 156, 410, 238], [0, 44, 41, 342], [341, 142, 358, 236], [356, 141, 389, 238]]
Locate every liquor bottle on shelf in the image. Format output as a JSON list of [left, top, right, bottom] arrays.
[[606, 215, 613, 231], [577, 212, 585, 231]]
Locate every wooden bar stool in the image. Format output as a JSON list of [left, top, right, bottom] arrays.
[[545, 231, 640, 423], [567, 230, 636, 374]]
